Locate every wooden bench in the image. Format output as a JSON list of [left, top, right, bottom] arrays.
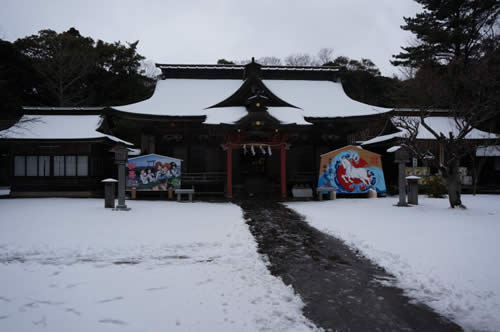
[[316, 187, 336, 201], [174, 188, 195, 202]]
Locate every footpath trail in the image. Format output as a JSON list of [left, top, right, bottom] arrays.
[[238, 200, 462, 332]]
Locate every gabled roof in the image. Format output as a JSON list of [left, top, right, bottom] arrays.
[[0, 115, 131, 145], [110, 77, 390, 125]]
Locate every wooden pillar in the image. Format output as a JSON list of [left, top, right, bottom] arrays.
[[280, 144, 286, 198], [227, 146, 233, 198]]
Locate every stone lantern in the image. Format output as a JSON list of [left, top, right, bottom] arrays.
[[110, 144, 131, 211], [394, 149, 410, 207]]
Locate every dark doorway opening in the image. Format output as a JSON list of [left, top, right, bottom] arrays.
[[239, 149, 273, 197]]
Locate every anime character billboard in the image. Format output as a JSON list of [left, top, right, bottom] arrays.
[[126, 154, 181, 191], [318, 145, 386, 194]]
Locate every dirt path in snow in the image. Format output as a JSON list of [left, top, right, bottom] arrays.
[[238, 200, 462, 332]]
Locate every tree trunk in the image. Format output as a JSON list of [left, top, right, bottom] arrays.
[[446, 160, 465, 208]]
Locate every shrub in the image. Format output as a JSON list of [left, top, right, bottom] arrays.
[[426, 175, 447, 198]]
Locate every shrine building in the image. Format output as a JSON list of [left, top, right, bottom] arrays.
[[0, 60, 400, 198]]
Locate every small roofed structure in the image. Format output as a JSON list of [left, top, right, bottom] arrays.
[[0, 110, 129, 196], [361, 112, 500, 192]]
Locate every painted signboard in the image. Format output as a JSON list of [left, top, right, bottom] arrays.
[[126, 154, 181, 191], [318, 145, 386, 194]]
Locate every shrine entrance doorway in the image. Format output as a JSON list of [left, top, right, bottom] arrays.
[[225, 136, 288, 199], [240, 147, 271, 197]]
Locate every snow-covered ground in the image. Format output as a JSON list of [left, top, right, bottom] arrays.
[[287, 195, 500, 332], [0, 199, 318, 332]]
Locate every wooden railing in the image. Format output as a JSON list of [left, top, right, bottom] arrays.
[[181, 172, 226, 184], [289, 171, 316, 184]]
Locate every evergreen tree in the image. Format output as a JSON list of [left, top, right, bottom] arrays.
[[217, 59, 235, 65], [393, 0, 499, 66], [392, 0, 500, 208], [392, 0, 499, 66], [0, 39, 37, 124], [14, 28, 154, 107], [324, 56, 403, 108]]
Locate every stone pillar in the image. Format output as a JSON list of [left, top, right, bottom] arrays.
[[226, 146, 232, 198], [111, 144, 131, 211], [280, 144, 287, 198], [395, 150, 409, 207]]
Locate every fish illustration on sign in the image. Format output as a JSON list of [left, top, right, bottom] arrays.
[[318, 145, 386, 194]]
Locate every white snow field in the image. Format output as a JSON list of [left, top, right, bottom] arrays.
[[287, 195, 500, 332], [0, 199, 318, 332]]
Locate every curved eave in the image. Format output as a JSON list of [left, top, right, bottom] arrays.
[[0, 136, 130, 145], [104, 107, 206, 122], [203, 122, 308, 130], [305, 110, 392, 123]]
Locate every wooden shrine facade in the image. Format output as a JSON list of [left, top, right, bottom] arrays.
[[0, 60, 392, 198]]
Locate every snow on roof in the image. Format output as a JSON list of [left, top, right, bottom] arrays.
[[128, 148, 142, 156], [267, 107, 312, 125], [112, 78, 391, 124], [0, 115, 131, 145], [261, 67, 339, 72], [362, 116, 498, 146], [263, 80, 391, 118], [157, 65, 244, 70], [362, 132, 403, 145], [405, 117, 497, 140], [23, 106, 105, 111], [203, 107, 312, 125], [387, 145, 401, 153], [113, 79, 244, 117], [204, 107, 248, 125], [476, 146, 500, 157]]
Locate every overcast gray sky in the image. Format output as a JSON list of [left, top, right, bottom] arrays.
[[1, 0, 421, 76]]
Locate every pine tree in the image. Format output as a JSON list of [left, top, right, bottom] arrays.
[[392, 0, 500, 208], [392, 0, 500, 67]]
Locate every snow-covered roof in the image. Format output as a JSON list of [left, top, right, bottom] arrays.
[[362, 116, 498, 146], [0, 115, 131, 145], [387, 145, 401, 153], [261, 67, 339, 72], [476, 146, 500, 157], [22, 106, 105, 112], [204, 107, 248, 125], [263, 80, 390, 118], [113, 79, 243, 117], [267, 107, 312, 125], [403, 117, 496, 140], [203, 107, 312, 125], [111, 78, 390, 125], [157, 64, 244, 70]]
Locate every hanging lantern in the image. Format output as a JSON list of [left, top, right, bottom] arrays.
[[268, 146, 272, 156], [251, 145, 256, 156], [260, 145, 266, 155]]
